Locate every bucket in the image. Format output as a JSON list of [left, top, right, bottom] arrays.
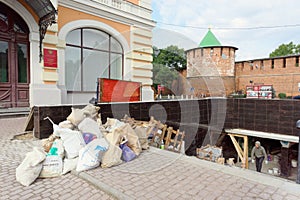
[[273, 168, 279, 175], [268, 168, 273, 174], [291, 159, 297, 168]]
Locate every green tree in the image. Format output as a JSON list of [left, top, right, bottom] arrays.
[[152, 45, 186, 92], [152, 63, 178, 89], [153, 45, 186, 71], [269, 42, 300, 58]]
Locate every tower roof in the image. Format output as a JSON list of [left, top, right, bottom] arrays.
[[199, 29, 221, 47]]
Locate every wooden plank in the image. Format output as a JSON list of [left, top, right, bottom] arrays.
[[229, 134, 244, 162], [165, 127, 173, 147], [244, 135, 249, 169], [23, 107, 34, 131], [229, 133, 248, 169]]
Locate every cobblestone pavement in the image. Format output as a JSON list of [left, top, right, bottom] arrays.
[[1, 117, 300, 200], [0, 117, 114, 200], [83, 148, 300, 200]]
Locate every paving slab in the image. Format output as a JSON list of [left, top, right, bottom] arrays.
[[78, 147, 300, 200], [1, 117, 300, 200], [0, 117, 114, 200]]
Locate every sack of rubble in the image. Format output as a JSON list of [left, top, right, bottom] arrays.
[[58, 120, 75, 130], [67, 104, 100, 126], [115, 123, 142, 156], [39, 139, 64, 178], [57, 128, 85, 159], [16, 147, 46, 186], [103, 118, 125, 132], [82, 104, 100, 120], [76, 138, 109, 172], [134, 126, 149, 150], [62, 157, 79, 175], [78, 117, 103, 139], [41, 134, 57, 153], [101, 131, 123, 168], [82, 133, 97, 144]]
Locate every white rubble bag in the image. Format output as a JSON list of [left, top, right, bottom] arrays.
[[16, 147, 46, 186], [58, 120, 75, 130], [57, 129, 85, 159], [78, 117, 103, 138], [76, 138, 109, 172], [62, 157, 79, 175], [39, 139, 64, 178]]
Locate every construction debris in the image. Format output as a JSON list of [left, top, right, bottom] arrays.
[[196, 145, 223, 163], [16, 104, 186, 186]]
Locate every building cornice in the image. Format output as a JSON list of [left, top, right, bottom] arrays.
[[186, 46, 238, 53], [59, 0, 156, 29]]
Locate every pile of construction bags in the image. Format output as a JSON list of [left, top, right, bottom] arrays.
[[16, 104, 149, 186]]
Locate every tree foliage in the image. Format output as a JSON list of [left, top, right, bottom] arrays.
[[152, 63, 178, 89], [152, 45, 186, 90], [152, 45, 186, 71], [269, 42, 300, 58]]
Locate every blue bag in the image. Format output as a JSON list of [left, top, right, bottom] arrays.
[[120, 143, 136, 162]]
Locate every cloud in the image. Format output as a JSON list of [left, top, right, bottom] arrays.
[[152, 0, 300, 61]]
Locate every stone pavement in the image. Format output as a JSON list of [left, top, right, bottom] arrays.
[[0, 117, 114, 200], [1, 117, 300, 200]]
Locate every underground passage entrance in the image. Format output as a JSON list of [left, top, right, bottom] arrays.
[[224, 129, 299, 181]]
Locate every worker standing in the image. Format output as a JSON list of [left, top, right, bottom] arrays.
[[251, 141, 268, 172]]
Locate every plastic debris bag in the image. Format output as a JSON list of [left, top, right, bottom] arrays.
[[39, 139, 64, 178], [58, 129, 85, 159], [62, 157, 79, 175], [76, 138, 109, 172], [16, 147, 46, 186], [120, 142, 136, 162], [78, 118, 103, 138], [82, 133, 97, 144]]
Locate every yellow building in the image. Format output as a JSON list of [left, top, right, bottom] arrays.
[[0, 0, 155, 107]]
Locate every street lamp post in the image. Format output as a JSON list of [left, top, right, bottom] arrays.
[[296, 120, 300, 184]]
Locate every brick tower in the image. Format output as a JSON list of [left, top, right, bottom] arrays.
[[186, 29, 238, 97]]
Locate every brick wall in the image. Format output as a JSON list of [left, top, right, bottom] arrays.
[[236, 55, 300, 96], [33, 99, 300, 139]]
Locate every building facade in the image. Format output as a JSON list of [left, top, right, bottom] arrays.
[[0, 0, 155, 108]]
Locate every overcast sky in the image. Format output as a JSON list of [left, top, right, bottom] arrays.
[[151, 0, 300, 61]]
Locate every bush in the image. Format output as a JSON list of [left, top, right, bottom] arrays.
[[278, 93, 287, 99]]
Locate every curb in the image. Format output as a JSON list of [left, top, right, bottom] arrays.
[[71, 170, 134, 200], [72, 147, 300, 198]]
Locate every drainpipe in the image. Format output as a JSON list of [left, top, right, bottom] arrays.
[[296, 120, 300, 184]]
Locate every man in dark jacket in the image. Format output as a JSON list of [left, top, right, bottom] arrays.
[[251, 141, 268, 172]]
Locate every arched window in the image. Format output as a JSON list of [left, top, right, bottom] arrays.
[[65, 28, 123, 92]]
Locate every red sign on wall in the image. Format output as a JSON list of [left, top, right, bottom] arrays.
[[43, 48, 57, 68], [97, 78, 141, 102]]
